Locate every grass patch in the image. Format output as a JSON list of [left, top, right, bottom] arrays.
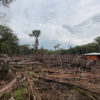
[[79, 74, 83, 78], [14, 89, 22, 98], [14, 87, 28, 100], [26, 71, 35, 76]]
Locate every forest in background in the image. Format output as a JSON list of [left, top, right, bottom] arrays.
[[0, 25, 100, 56]]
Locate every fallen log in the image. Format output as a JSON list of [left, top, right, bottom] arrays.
[[38, 77, 100, 100], [0, 73, 26, 96]]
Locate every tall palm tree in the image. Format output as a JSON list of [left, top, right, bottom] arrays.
[[29, 30, 41, 55]]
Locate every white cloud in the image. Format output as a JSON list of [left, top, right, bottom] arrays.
[[0, 0, 100, 49]]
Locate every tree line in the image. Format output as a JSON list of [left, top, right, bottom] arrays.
[[0, 25, 100, 56], [63, 37, 100, 55], [0, 25, 38, 55], [0, 25, 54, 56]]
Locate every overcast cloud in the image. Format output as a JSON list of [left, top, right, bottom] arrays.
[[0, 0, 100, 49]]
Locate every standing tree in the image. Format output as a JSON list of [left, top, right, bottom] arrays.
[[29, 30, 41, 56], [95, 36, 100, 52], [54, 44, 61, 54], [54, 44, 61, 66], [54, 44, 60, 51], [0, 25, 19, 55]]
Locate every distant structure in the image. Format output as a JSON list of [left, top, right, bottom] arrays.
[[83, 53, 100, 61]]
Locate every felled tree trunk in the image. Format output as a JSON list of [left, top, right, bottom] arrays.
[[0, 73, 25, 95]]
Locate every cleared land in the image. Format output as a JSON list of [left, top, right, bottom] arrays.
[[0, 54, 100, 100]]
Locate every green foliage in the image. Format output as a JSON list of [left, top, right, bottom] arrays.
[[29, 30, 41, 38], [0, 25, 30, 55], [26, 71, 35, 76], [0, 24, 100, 55], [29, 29, 41, 55], [95, 36, 100, 52], [1, 92, 11, 100], [14, 87, 28, 100], [14, 90, 22, 99], [54, 44, 60, 51], [0, 86, 28, 100], [79, 74, 83, 78], [65, 43, 99, 54], [0, 25, 19, 55], [95, 36, 100, 44], [17, 45, 30, 55]]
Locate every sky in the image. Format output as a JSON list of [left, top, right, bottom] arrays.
[[0, 0, 100, 49]]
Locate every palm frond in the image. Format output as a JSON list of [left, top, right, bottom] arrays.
[[29, 33, 33, 37], [32, 30, 41, 38]]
